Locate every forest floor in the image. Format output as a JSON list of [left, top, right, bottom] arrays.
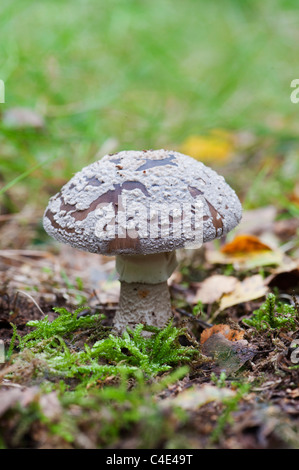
[[1, 137, 299, 448], [1, 0, 299, 449]]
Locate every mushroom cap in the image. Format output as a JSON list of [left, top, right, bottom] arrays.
[[43, 149, 242, 255]]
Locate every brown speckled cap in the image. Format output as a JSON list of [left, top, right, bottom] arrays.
[[43, 149, 242, 255]]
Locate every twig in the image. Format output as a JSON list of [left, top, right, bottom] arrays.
[[0, 249, 51, 258], [176, 308, 212, 329]]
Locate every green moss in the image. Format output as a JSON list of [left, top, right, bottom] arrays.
[[17, 307, 104, 349], [2, 307, 198, 447], [8, 308, 197, 390], [90, 321, 197, 376], [243, 293, 297, 332]]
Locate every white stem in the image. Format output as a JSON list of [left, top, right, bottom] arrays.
[[113, 281, 172, 334], [115, 252, 177, 284], [113, 252, 178, 333]]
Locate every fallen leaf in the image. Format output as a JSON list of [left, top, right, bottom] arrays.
[[180, 129, 234, 164], [201, 333, 256, 374], [217, 274, 268, 313], [192, 275, 239, 304], [221, 234, 273, 254], [274, 217, 299, 241], [0, 386, 40, 417], [286, 388, 299, 399], [2, 107, 45, 129], [206, 234, 283, 269], [265, 263, 299, 290], [160, 384, 235, 411], [200, 324, 245, 345], [234, 207, 277, 237]]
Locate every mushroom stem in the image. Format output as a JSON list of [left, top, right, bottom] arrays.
[[115, 251, 177, 284], [114, 280, 172, 333], [113, 252, 178, 333]]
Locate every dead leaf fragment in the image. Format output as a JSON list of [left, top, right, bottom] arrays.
[[265, 264, 299, 290], [0, 386, 40, 417], [274, 218, 299, 241], [235, 206, 277, 237], [289, 182, 299, 206], [201, 333, 256, 374], [2, 107, 45, 129], [221, 234, 272, 255], [180, 130, 234, 164], [200, 324, 245, 345], [193, 275, 238, 304], [160, 384, 235, 411], [218, 274, 268, 312], [206, 234, 283, 269]]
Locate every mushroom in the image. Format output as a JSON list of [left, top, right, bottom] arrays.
[[43, 149, 242, 333]]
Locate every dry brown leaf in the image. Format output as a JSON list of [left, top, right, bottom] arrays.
[[2, 107, 45, 129], [274, 217, 299, 241], [217, 274, 268, 313], [265, 262, 299, 290], [0, 386, 40, 417], [200, 324, 245, 345], [234, 206, 277, 236], [192, 275, 238, 304], [201, 333, 256, 374], [160, 384, 236, 411]]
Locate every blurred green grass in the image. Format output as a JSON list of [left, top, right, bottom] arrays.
[[1, 0, 299, 210]]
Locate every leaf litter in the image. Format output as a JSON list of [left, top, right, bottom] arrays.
[[1, 181, 299, 448]]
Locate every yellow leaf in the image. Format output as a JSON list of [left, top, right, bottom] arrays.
[[180, 130, 234, 164], [206, 234, 283, 270], [221, 234, 272, 254]]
